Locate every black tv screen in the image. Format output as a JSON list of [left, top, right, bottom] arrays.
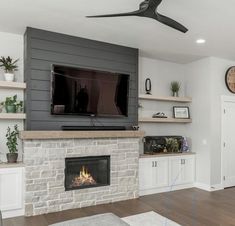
[[51, 65, 129, 117]]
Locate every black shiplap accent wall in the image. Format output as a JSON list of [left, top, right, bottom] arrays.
[[24, 27, 139, 130]]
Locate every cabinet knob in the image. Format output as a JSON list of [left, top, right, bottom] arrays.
[[181, 159, 185, 165], [155, 161, 158, 167]]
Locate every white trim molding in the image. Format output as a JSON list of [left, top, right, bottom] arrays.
[[221, 95, 235, 189], [194, 182, 224, 192]]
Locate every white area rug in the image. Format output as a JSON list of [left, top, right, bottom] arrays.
[[122, 211, 181, 226], [50, 211, 181, 226]]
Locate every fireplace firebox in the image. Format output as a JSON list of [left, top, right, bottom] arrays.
[[65, 156, 110, 191]]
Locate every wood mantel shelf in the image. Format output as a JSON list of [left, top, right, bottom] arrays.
[[19, 130, 145, 140]]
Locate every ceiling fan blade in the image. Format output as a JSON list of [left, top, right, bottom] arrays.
[[148, 0, 163, 8], [87, 10, 142, 18], [156, 13, 188, 33], [86, 0, 189, 33]]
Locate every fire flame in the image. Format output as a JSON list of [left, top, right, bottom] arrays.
[[71, 166, 96, 187]]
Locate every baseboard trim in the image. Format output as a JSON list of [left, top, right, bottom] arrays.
[[194, 182, 211, 191], [194, 182, 224, 192], [140, 182, 224, 196], [2, 208, 25, 219], [210, 183, 224, 191], [139, 183, 194, 196]]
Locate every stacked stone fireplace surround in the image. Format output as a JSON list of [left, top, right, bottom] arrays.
[[23, 137, 140, 216]]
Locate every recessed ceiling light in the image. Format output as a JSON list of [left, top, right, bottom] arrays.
[[196, 39, 206, 44]]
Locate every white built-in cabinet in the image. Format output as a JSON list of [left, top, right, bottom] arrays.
[[139, 157, 169, 191], [139, 154, 195, 195], [169, 156, 195, 186], [0, 166, 24, 218]]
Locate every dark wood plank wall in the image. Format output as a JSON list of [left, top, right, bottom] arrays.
[[24, 28, 139, 130]]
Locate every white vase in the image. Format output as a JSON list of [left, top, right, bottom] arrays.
[[4, 73, 14, 82]]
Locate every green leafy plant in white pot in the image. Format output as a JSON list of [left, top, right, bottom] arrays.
[[165, 138, 179, 153], [170, 81, 180, 97], [6, 125, 19, 163], [0, 56, 19, 82], [1, 95, 23, 113]]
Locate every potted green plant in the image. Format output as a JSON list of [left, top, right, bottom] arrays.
[[6, 125, 19, 163], [165, 138, 179, 153], [1, 95, 23, 113], [0, 56, 19, 82], [170, 81, 180, 97]]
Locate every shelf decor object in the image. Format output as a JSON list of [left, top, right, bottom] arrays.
[[173, 106, 190, 119], [5, 125, 19, 163], [225, 66, 235, 93], [0, 56, 19, 82], [145, 78, 152, 95], [170, 81, 180, 97], [1, 95, 23, 113]]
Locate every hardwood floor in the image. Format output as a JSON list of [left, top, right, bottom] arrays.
[[3, 188, 235, 226]]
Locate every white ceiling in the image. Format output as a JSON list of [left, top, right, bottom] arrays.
[[0, 0, 235, 63]]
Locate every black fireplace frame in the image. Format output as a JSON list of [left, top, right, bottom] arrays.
[[64, 155, 110, 191]]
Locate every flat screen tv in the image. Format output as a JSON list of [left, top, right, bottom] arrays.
[[51, 65, 130, 117]]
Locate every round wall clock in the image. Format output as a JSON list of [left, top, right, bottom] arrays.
[[225, 66, 235, 93]]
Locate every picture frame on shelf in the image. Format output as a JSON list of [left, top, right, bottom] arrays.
[[173, 106, 190, 119]]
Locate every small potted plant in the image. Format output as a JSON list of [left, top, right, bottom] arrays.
[[1, 95, 23, 113], [0, 56, 19, 82], [6, 125, 19, 163], [170, 81, 180, 97], [165, 138, 179, 153]]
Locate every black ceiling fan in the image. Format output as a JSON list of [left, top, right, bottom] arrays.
[[87, 0, 188, 33]]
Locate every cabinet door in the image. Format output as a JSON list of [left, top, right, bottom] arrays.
[[169, 156, 195, 186], [0, 168, 23, 211], [152, 157, 169, 188], [139, 158, 155, 190], [139, 157, 169, 190]]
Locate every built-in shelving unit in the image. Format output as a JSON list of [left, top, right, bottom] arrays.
[[0, 113, 26, 120], [0, 81, 26, 120], [0, 81, 26, 90], [139, 94, 192, 124], [139, 117, 192, 123], [139, 94, 192, 103]]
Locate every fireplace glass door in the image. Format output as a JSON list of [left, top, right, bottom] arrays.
[[65, 156, 110, 191]]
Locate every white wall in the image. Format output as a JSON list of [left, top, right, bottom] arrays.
[[0, 32, 24, 162], [209, 57, 235, 185], [185, 57, 235, 187], [185, 58, 212, 186]]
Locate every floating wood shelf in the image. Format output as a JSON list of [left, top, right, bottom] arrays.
[[0, 81, 26, 90], [139, 117, 192, 123], [0, 113, 26, 119], [139, 94, 192, 103]]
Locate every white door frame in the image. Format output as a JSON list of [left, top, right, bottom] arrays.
[[221, 95, 235, 188]]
